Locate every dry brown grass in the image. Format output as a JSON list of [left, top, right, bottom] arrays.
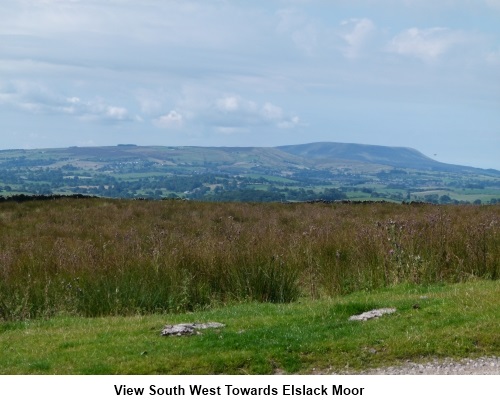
[[0, 199, 498, 320]]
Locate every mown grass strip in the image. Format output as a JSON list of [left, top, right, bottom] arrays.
[[1, 280, 498, 374]]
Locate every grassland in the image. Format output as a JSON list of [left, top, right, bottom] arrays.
[[0, 199, 498, 374], [1, 281, 498, 374], [0, 199, 498, 320]]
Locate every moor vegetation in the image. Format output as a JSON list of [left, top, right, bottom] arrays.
[[0, 198, 498, 321]]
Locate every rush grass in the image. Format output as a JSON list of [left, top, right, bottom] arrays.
[[0, 199, 499, 320], [0, 280, 499, 374]]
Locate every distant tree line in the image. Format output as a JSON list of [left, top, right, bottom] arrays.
[[0, 194, 96, 204]]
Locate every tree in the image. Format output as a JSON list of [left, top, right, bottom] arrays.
[[425, 194, 439, 204], [439, 195, 452, 204]]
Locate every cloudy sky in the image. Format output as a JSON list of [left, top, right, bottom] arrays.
[[1, 0, 499, 169]]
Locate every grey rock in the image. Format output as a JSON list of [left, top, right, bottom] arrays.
[[349, 308, 396, 321], [161, 322, 225, 336]]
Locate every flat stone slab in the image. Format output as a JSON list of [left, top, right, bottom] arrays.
[[349, 308, 396, 321], [161, 322, 225, 336]]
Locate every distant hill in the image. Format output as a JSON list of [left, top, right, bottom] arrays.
[[1, 142, 496, 175], [277, 142, 495, 174], [1, 142, 499, 203]]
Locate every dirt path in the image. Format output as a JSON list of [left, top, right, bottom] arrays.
[[314, 356, 500, 375]]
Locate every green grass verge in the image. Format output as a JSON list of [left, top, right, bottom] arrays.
[[1, 280, 499, 375]]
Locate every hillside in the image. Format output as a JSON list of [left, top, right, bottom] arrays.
[[0, 142, 499, 203], [1, 141, 497, 173], [277, 142, 494, 173]]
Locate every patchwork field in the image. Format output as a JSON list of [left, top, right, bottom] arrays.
[[1, 144, 499, 202]]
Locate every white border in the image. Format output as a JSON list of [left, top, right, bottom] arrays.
[[2, 375, 497, 405]]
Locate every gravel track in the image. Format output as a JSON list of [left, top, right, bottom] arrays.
[[323, 356, 500, 375]]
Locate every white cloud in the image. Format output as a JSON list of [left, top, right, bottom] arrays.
[[278, 115, 300, 129], [153, 110, 183, 129], [215, 96, 242, 112], [160, 92, 299, 134], [339, 18, 376, 59], [105, 106, 128, 121], [262, 102, 300, 128], [0, 81, 136, 123], [61, 97, 137, 123], [0, 81, 63, 113], [277, 10, 378, 59], [262, 102, 283, 120], [208, 95, 299, 132], [386, 27, 468, 62]]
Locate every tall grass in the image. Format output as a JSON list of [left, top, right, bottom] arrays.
[[0, 199, 498, 320]]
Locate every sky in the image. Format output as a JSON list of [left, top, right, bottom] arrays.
[[1, 0, 499, 169]]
